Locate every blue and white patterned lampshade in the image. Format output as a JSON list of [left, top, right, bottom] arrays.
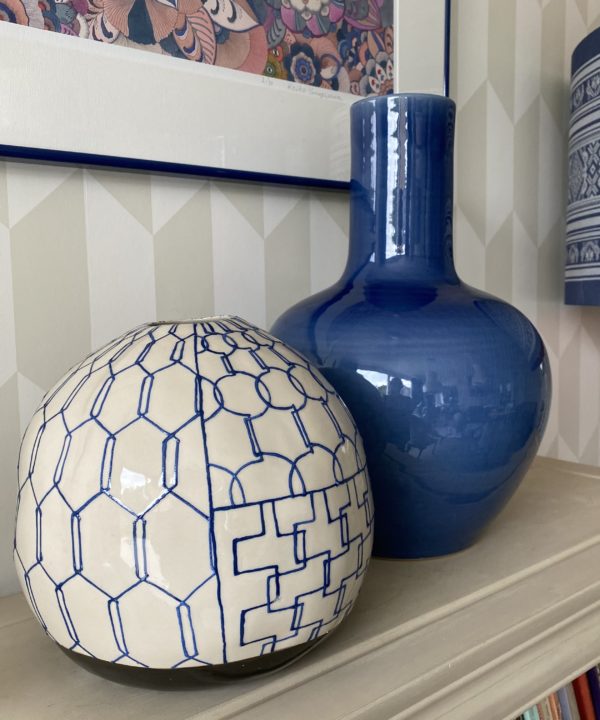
[[566, 27, 600, 305]]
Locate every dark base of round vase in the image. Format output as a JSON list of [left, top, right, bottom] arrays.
[[60, 637, 323, 689]]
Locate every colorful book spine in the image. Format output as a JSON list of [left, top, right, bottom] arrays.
[[548, 692, 563, 720], [586, 667, 600, 718], [566, 682, 582, 720], [537, 698, 553, 719], [524, 708, 541, 720], [572, 673, 595, 720], [557, 687, 572, 720]]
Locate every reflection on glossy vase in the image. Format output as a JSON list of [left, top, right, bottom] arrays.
[[272, 94, 551, 558]]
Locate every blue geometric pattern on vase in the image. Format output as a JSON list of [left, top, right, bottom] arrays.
[[566, 25, 600, 304], [14, 317, 373, 668]]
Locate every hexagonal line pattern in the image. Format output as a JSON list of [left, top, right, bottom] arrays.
[[15, 322, 217, 666], [14, 317, 373, 668]]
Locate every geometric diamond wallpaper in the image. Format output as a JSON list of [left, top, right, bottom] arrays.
[[2, 0, 600, 597]]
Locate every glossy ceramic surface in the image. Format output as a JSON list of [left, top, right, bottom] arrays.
[[566, 25, 600, 305], [272, 94, 551, 558], [14, 317, 373, 673]]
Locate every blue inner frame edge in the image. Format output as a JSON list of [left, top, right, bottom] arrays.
[[0, 143, 350, 191], [0, 0, 452, 190]]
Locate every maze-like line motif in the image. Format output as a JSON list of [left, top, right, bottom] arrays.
[[14, 317, 373, 668]]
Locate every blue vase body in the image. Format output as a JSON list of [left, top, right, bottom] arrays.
[[271, 94, 551, 558]]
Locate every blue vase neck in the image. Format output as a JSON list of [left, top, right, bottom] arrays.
[[344, 94, 458, 285]]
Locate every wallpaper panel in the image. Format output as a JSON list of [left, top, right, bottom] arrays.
[[2, 0, 600, 595]]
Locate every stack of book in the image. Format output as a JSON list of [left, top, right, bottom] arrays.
[[517, 667, 600, 719]]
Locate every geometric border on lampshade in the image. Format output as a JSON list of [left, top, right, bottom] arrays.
[[566, 26, 600, 305]]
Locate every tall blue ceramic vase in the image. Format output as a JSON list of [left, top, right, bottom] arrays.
[[272, 94, 551, 558]]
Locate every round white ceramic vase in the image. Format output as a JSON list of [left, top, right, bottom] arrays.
[[14, 317, 373, 683]]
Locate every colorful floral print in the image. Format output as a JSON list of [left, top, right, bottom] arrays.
[[1, 0, 393, 96]]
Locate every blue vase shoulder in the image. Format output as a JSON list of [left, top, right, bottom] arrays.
[[272, 275, 550, 557]]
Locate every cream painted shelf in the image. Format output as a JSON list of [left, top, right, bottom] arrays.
[[2, 456, 600, 720]]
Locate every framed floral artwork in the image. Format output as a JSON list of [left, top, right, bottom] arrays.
[[0, 0, 450, 186]]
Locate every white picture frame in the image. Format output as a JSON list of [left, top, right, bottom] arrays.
[[0, 0, 449, 186]]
